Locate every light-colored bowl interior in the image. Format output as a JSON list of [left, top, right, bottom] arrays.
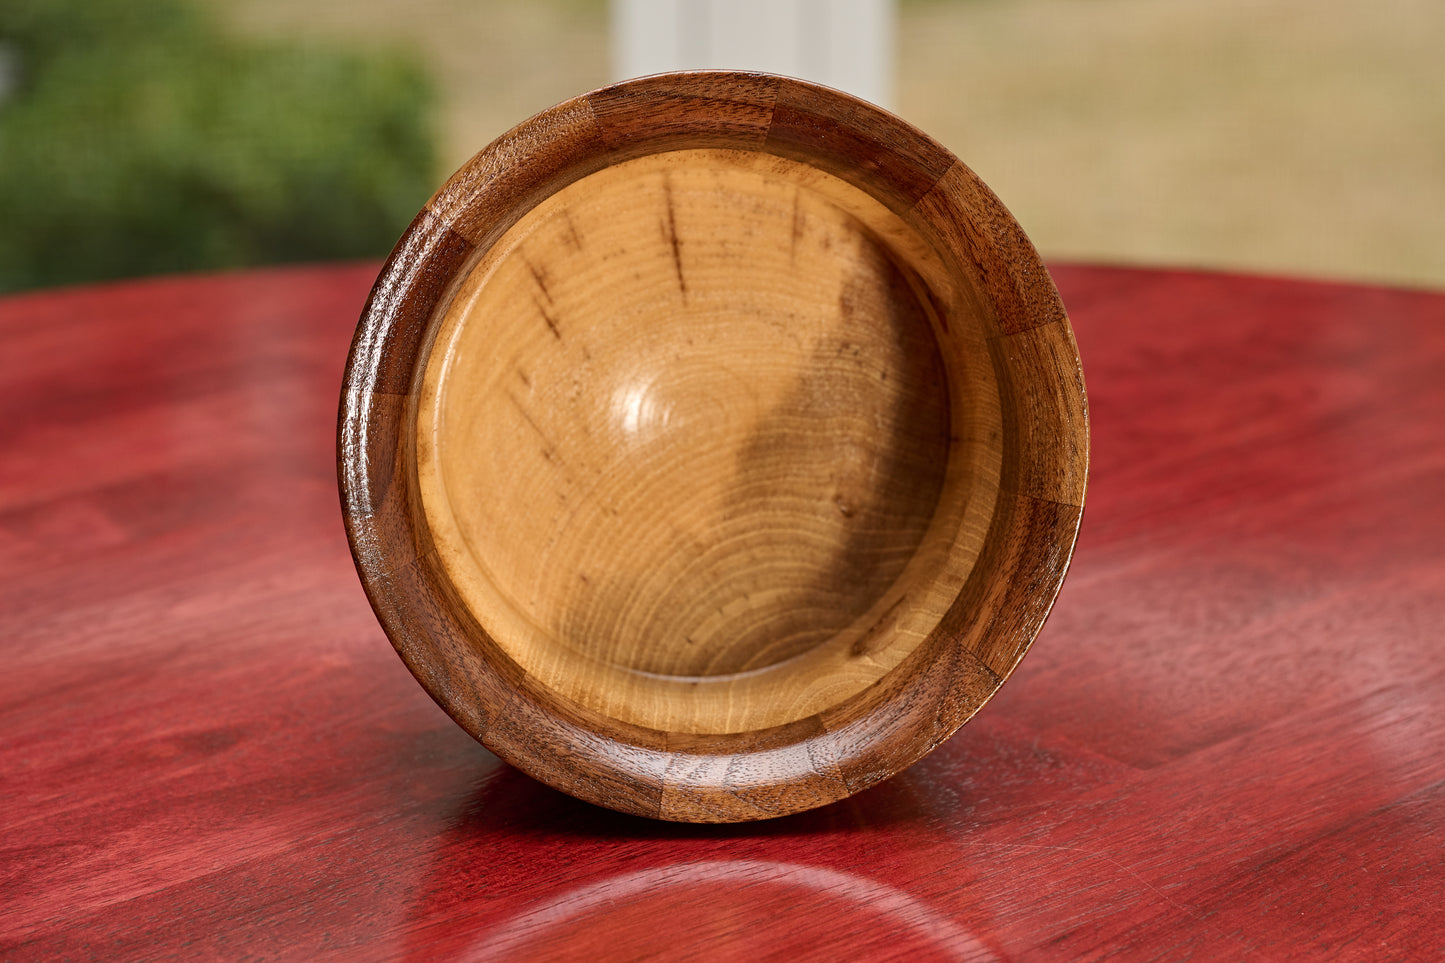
[[416, 148, 1001, 734]]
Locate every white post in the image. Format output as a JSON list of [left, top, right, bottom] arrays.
[[611, 0, 895, 109]]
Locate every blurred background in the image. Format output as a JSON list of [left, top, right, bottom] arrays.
[[1, 0, 1440, 294]]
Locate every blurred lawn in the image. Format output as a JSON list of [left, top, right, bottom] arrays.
[[12, 0, 1441, 291], [0, 0, 438, 293], [215, 0, 1444, 289]]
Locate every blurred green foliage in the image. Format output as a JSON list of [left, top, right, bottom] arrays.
[[0, 0, 436, 292]]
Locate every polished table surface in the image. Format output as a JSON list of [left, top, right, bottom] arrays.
[[3, 263, 1443, 960]]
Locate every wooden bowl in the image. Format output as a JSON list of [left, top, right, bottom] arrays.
[[339, 71, 1088, 822]]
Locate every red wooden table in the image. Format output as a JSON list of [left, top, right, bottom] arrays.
[[3, 262, 1442, 960]]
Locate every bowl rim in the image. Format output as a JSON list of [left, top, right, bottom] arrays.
[[338, 69, 1089, 822]]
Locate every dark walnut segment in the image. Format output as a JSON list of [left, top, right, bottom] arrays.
[[765, 77, 955, 216], [933, 491, 1083, 679], [588, 71, 780, 156], [990, 320, 1089, 507], [914, 164, 1068, 337], [427, 98, 610, 250], [351, 209, 474, 396]]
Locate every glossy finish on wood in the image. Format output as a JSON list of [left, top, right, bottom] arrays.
[[3, 263, 1443, 958], [343, 71, 1088, 821]]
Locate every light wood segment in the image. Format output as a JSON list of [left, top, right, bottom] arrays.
[[418, 148, 999, 733]]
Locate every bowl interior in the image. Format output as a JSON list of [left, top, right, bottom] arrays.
[[416, 148, 1002, 734]]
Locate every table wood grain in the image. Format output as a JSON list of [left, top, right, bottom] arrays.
[[2, 263, 1442, 960]]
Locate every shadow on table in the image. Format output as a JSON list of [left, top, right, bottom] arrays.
[[401, 762, 1003, 960], [446, 756, 937, 840]]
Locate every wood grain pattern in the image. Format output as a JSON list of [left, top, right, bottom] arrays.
[[3, 263, 1444, 957], [341, 71, 1088, 821], [419, 149, 969, 733]]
